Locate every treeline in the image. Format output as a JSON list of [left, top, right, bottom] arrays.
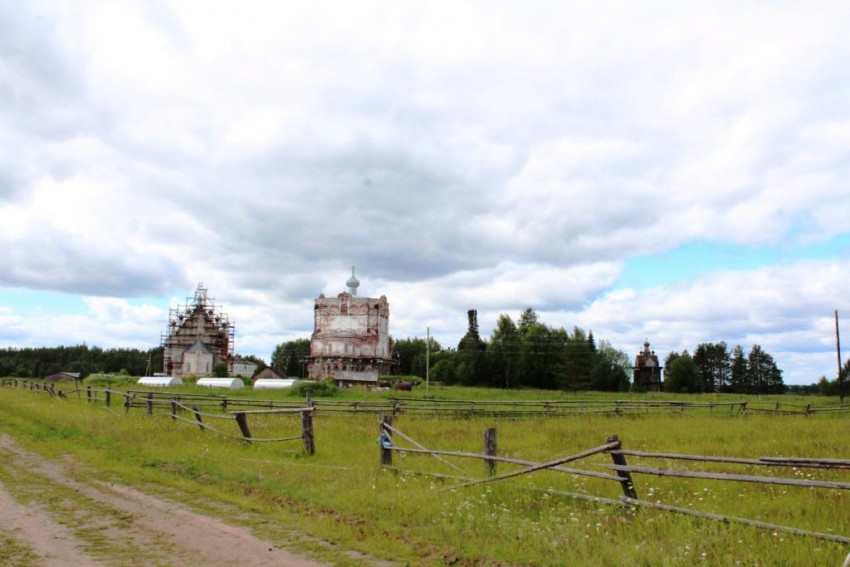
[[810, 359, 850, 397], [0, 345, 164, 378], [664, 342, 784, 394], [271, 309, 632, 391], [396, 309, 631, 391]]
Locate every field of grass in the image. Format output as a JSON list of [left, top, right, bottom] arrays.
[[1, 383, 849, 565]]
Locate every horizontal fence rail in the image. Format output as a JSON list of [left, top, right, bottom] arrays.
[[4, 379, 850, 417], [378, 420, 850, 549]]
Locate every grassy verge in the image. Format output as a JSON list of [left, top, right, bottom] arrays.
[[1, 387, 848, 565]]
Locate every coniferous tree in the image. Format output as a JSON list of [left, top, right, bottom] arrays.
[[693, 342, 731, 392], [729, 345, 748, 393]]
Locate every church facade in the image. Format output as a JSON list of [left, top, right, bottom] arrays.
[[633, 340, 663, 392], [307, 270, 396, 384]]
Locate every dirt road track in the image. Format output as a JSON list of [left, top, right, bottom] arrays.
[[0, 434, 330, 566]]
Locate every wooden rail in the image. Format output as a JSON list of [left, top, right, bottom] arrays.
[[5, 380, 850, 417], [379, 421, 850, 546]]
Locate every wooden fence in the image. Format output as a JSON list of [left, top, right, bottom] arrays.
[[0, 380, 315, 454], [4, 379, 850, 417], [0, 379, 850, 418], [378, 419, 850, 547]]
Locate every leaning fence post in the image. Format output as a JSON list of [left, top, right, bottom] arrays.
[[235, 412, 252, 442], [484, 427, 498, 477], [607, 435, 637, 499], [380, 415, 393, 466], [302, 410, 315, 455], [192, 405, 204, 430]]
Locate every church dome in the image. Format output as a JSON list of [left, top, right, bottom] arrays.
[[346, 268, 360, 295]]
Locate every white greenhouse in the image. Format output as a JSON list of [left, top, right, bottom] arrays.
[[253, 378, 297, 390], [137, 376, 183, 387], [196, 377, 245, 389]]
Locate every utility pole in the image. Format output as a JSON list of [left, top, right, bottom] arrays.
[[426, 326, 430, 399], [837, 309, 844, 403]]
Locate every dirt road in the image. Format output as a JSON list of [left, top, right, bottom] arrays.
[[0, 434, 332, 566]]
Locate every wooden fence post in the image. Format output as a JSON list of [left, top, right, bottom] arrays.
[[105, 387, 111, 407], [484, 427, 498, 477], [607, 435, 638, 499], [192, 405, 204, 430], [146, 393, 154, 416], [86, 386, 92, 402], [171, 399, 178, 421], [302, 410, 315, 455], [235, 412, 252, 442], [124, 394, 132, 414], [380, 415, 393, 466]]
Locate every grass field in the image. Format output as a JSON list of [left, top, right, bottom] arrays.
[[1, 383, 848, 566]]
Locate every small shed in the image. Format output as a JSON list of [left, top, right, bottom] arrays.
[[196, 377, 244, 389], [44, 372, 81, 382], [252, 367, 287, 380], [253, 378, 297, 390], [137, 376, 183, 387]]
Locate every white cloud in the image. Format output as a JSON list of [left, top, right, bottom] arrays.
[[2, 1, 849, 383]]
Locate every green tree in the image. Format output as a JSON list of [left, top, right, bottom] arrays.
[[488, 314, 520, 388], [430, 356, 457, 385], [561, 327, 595, 390], [729, 345, 748, 393], [746, 344, 784, 394], [456, 309, 488, 386], [270, 338, 311, 377], [519, 322, 566, 390], [393, 337, 441, 378], [664, 351, 701, 393], [590, 340, 630, 391], [213, 361, 229, 377], [818, 375, 840, 396], [693, 342, 731, 392]]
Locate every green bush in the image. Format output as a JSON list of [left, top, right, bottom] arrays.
[[288, 377, 339, 398], [82, 374, 138, 388]]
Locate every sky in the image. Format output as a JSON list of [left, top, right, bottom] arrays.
[[2, 1, 850, 385]]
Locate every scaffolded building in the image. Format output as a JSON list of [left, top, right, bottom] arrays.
[[161, 283, 235, 377]]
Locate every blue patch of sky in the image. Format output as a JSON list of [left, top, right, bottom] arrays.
[[617, 233, 850, 291], [0, 289, 88, 315], [0, 289, 171, 315]]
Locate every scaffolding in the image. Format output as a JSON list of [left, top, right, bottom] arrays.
[[161, 283, 235, 375]]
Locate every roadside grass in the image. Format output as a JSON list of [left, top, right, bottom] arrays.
[[0, 533, 38, 567], [1, 387, 848, 565]]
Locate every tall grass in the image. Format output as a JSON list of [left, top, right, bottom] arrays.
[[1, 387, 848, 565]]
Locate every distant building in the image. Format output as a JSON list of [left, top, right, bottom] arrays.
[[44, 372, 80, 382], [252, 366, 286, 381], [633, 340, 662, 392], [231, 356, 259, 378], [162, 283, 234, 377], [307, 269, 396, 385]]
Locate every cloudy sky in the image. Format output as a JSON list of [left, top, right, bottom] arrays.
[[2, 1, 849, 385]]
